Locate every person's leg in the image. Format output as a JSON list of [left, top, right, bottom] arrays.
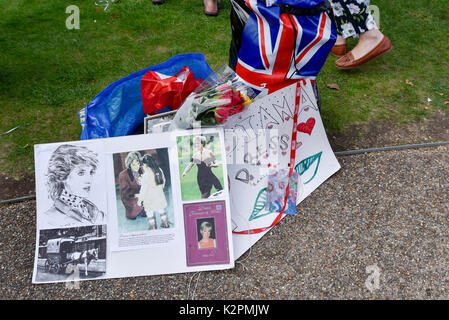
[[212, 175, 223, 192], [201, 190, 211, 198], [159, 210, 169, 228], [330, 0, 374, 39], [329, 0, 348, 56], [349, 28, 384, 60], [147, 211, 156, 230], [335, 35, 346, 45], [331, 0, 391, 68], [331, 35, 347, 56], [204, 0, 218, 16]]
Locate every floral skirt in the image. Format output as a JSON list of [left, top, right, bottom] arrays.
[[329, 0, 377, 38]]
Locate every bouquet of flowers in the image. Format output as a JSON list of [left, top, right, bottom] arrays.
[[172, 65, 258, 129], [194, 82, 254, 125]]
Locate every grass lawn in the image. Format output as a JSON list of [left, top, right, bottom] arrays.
[[0, 0, 448, 180]]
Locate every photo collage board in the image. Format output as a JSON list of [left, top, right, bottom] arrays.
[[32, 128, 234, 283]]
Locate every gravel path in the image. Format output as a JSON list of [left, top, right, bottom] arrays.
[[1, 144, 447, 300]]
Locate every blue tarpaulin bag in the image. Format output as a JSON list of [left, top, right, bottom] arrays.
[[78, 53, 214, 140]]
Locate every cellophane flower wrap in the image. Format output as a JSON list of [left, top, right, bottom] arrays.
[[172, 65, 258, 129]]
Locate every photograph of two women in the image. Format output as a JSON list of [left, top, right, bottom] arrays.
[[112, 132, 225, 234], [113, 147, 174, 234]]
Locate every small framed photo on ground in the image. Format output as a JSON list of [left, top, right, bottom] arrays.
[[183, 200, 230, 267], [144, 110, 177, 134]]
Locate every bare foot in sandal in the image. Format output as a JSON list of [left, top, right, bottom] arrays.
[[204, 0, 218, 16]]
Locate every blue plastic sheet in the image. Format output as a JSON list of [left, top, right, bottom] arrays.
[[78, 53, 214, 140]]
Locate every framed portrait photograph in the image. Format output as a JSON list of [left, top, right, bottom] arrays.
[[197, 218, 216, 250], [144, 110, 177, 134], [183, 200, 230, 267]]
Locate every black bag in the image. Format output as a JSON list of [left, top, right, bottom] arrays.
[[229, 0, 251, 70]]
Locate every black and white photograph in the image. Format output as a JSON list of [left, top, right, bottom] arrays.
[[34, 225, 107, 283], [35, 142, 107, 229]]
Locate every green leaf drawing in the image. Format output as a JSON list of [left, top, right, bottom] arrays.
[[294, 151, 322, 184], [248, 187, 273, 221]]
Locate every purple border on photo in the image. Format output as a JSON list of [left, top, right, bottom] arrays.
[[183, 200, 230, 267]]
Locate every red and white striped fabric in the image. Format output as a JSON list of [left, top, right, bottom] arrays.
[[234, 0, 336, 96]]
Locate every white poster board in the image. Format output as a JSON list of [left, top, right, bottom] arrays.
[[32, 128, 234, 283]]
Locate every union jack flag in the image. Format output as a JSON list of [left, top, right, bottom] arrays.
[[233, 0, 336, 95]]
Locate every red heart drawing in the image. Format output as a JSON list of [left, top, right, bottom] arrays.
[[297, 118, 315, 135]]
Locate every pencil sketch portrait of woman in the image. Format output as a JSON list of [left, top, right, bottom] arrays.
[[42, 144, 105, 227]]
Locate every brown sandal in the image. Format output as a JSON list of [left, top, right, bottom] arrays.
[[331, 43, 347, 57], [335, 35, 392, 69]]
